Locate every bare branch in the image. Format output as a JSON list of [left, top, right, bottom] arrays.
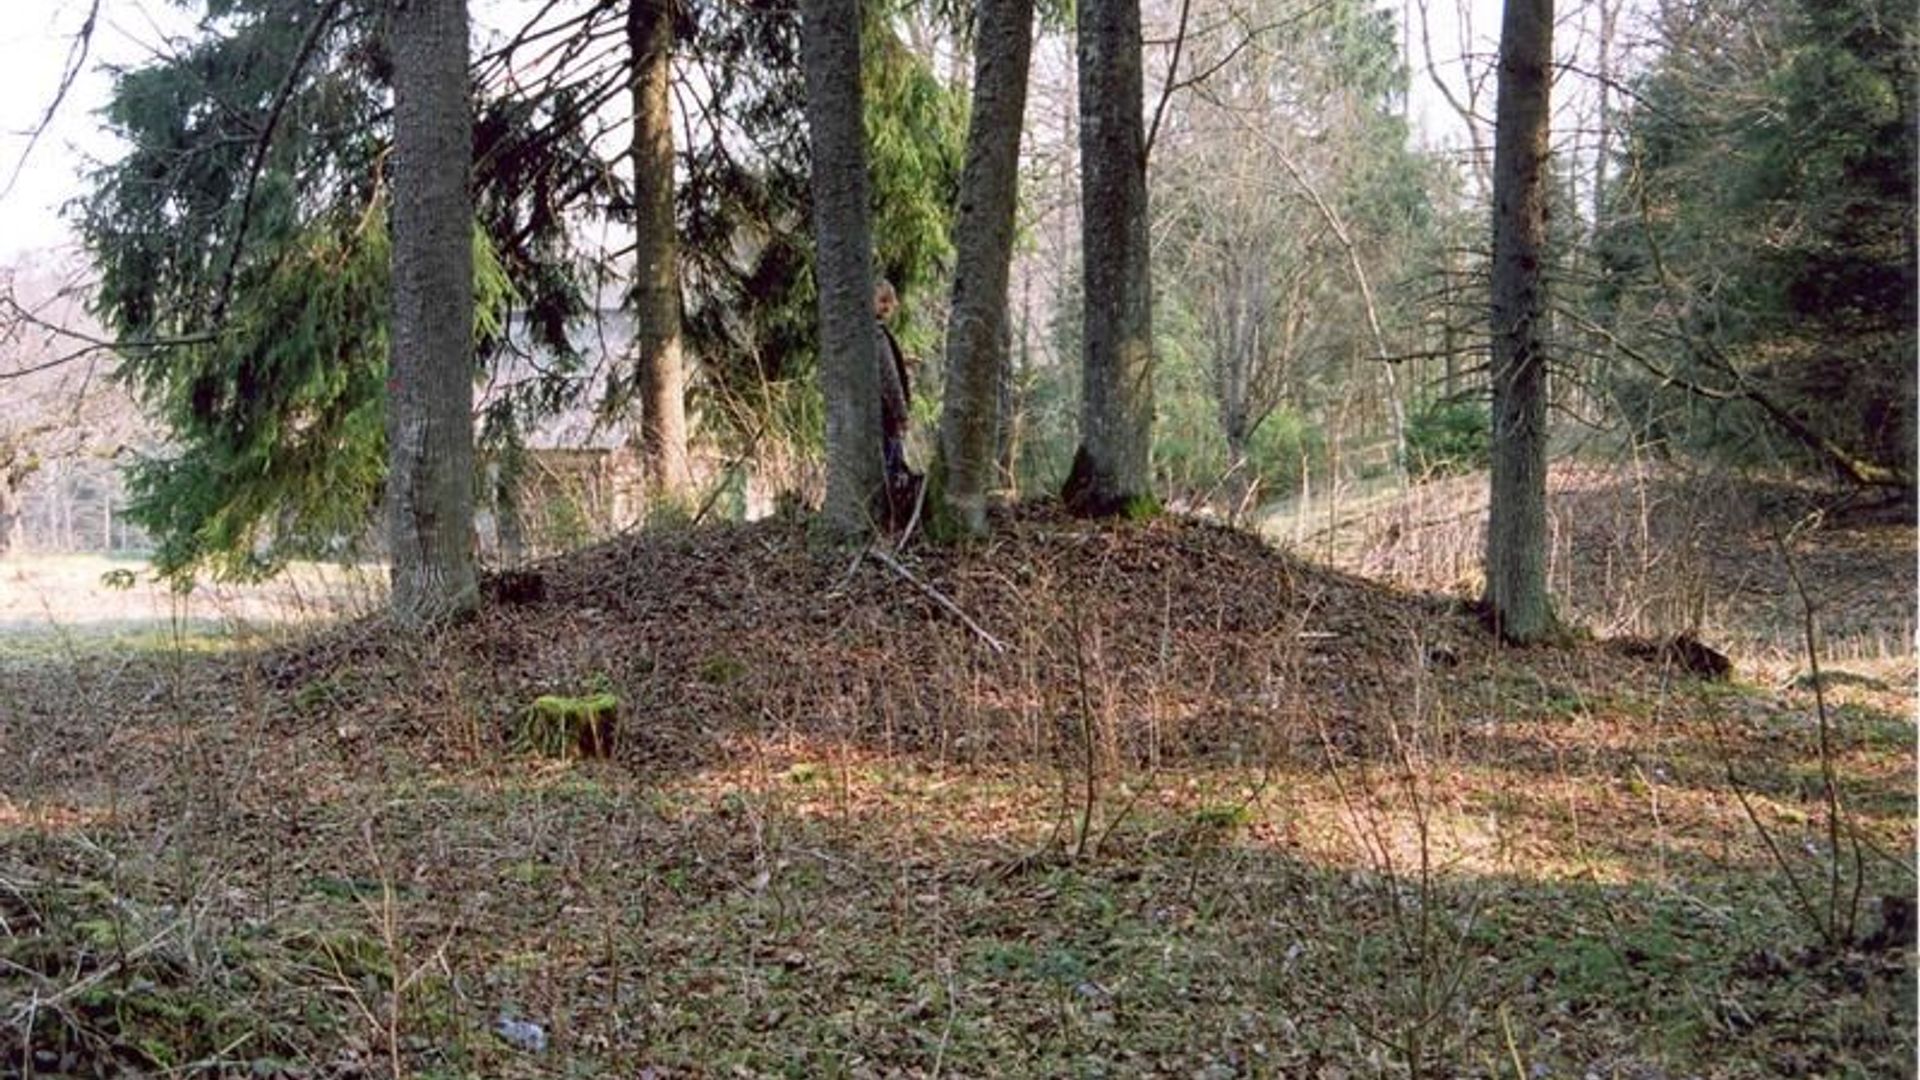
[[1, 0, 101, 203], [0, 290, 218, 383], [1143, 0, 1193, 164], [1234, 120, 1406, 476], [1553, 303, 1911, 489]]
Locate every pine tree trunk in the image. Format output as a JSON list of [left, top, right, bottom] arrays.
[[1063, 0, 1154, 516], [629, 0, 692, 501], [802, 0, 882, 535], [387, 0, 478, 626], [936, 0, 1034, 535], [1484, 0, 1554, 643]]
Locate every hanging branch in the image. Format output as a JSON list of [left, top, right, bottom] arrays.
[[209, 0, 351, 325], [1554, 304, 1911, 489], [1578, 137, 1912, 489], [0, 287, 220, 383], [1142, 0, 1193, 164]]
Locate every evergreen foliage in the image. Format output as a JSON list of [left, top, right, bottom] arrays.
[[1403, 400, 1490, 479], [680, 0, 965, 451], [77, 0, 588, 580], [119, 206, 390, 579], [1597, 0, 1915, 484], [79, 2, 392, 579]]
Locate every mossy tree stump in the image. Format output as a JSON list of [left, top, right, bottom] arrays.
[[514, 691, 618, 759]]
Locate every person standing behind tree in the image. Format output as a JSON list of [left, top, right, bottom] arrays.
[[874, 279, 913, 479]]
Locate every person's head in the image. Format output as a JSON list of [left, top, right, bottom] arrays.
[[873, 279, 899, 322]]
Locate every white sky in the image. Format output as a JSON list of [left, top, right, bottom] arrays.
[[0, 0, 553, 262], [0, 0, 1537, 265], [0, 2, 178, 258]]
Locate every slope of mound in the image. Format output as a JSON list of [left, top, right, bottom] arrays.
[[263, 503, 1546, 768]]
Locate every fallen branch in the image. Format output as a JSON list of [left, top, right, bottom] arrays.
[[866, 548, 1006, 654], [894, 472, 929, 553]]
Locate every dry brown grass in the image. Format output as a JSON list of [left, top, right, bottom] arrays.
[[1275, 462, 1916, 667]]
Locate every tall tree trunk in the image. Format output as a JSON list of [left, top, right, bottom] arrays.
[[937, 0, 1034, 535], [1063, 0, 1154, 516], [629, 0, 692, 501], [387, 0, 478, 626], [0, 449, 36, 560], [1483, 0, 1554, 643], [0, 476, 23, 559], [802, 0, 882, 535]]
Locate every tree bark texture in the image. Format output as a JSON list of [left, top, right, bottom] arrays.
[[802, 0, 882, 534], [387, 0, 478, 625], [936, 0, 1034, 535], [1484, 0, 1554, 643], [1063, 0, 1154, 516], [629, 0, 692, 500]]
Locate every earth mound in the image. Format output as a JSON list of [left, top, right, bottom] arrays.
[[261, 503, 1662, 768]]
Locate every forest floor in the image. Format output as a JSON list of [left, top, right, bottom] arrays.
[[1, 467, 1914, 1078]]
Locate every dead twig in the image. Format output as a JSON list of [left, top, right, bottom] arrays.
[[866, 548, 1006, 654], [1775, 522, 1866, 946], [893, 474, 929, 552]]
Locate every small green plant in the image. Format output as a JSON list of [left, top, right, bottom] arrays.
[[698, 654, 747, 685], [1122, 493, 1163, 521], [1192, 802, 1254, 833]]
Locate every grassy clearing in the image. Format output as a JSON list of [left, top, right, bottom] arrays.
[[1266, 465, 1917, 666], [0, 555, 381, 641]]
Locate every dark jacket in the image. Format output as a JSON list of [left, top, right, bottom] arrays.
[[877, 320, 911, 442]]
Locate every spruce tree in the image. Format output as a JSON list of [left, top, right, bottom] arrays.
[[1484, 0, 1555, 643], [387, 0, 479, 625], [1065, 0, 1155, 517]]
